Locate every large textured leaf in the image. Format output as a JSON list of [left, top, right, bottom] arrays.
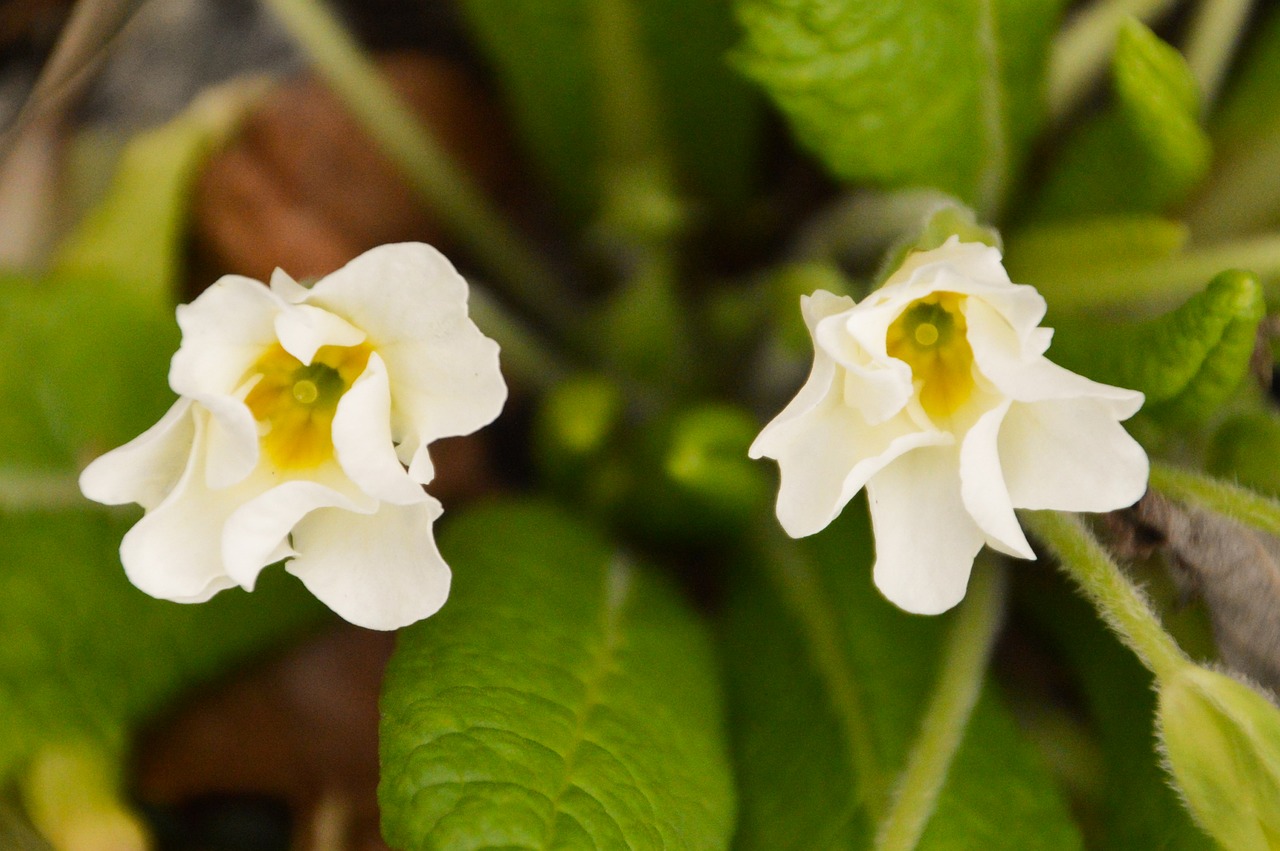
[[1030, 20, 1210, 220], [733, 0, 1065, 211], [0, 506, 326, 782], [721, 503, 1083, 849], [457, 0, 759, 220], [1016, 574, 1212, 849], [1049, 269, 1264, 425], [379, 501, 734, 850]]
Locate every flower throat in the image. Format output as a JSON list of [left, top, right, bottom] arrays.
[[245, 342, 373, 469], [885, 292, 975, 419]]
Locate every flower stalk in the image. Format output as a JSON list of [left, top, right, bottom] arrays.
[[260, 0, 576, 332], [1151, 462, 1280, 539], [1023, 510, 1189, 682], [873, 559, 1008, 851]]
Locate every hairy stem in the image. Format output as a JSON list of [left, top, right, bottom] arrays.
[[1151, 462, 1280, 538], [873, 559, 1008, 851], [1024, 510, 1189, 682]]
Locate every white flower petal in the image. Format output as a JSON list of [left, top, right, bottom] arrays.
[[200, 394, 261, 489], [303, 243, 507, 479], [965, 299, 1145, 415], [331, 353, 429, 504], [117, 410, 255, 603], [749, 292, 851, 450], [815, 310, 914, 424], [1000, 399, 1150, 512], [273, 303, 366, 365], [959, 400, 1035, 559], [757, 391, 949, 538], [287, 499, 450, 630], [79, 400, 194, 509], [221, 473, 375, 589], [269, 267, 310, 303], [170, 275, 281, 399], [867, 446, 985, 615]]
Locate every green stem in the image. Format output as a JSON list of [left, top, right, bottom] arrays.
[[260, 0, 575, 331], [1183, 0, 1253, 109], [1151, 462, 1280, 538], [764, 531, 889, 813], [872, 559, 1007, 851], [1186, 134, 1280, 242], [1047, 0, 1179, 124], [1023, 511, 1189, 682], [1037, 232, 1280, 311], [467, 287, 571, 390], [0, 469, 84, 510]]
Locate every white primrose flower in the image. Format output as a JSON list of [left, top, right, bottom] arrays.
[[80, 243, 507, 630], [750, 237, 1148, 615]]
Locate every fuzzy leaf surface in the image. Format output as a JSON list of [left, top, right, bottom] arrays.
[[721, 504, 1082, 849], [733, 0, 1065, 210], [379, 501, 734, 850], [1050, 269, 1264, 425]]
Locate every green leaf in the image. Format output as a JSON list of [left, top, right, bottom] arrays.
[[379, 501, 734, 850], [721, 504, 1083, 849], [1003, 215, 1189, 307], [1209, 412, 1280, 497], [457, 0, 759, 220], [0, 272, 178, 473], [0, 506, 326, 783], [1016, 575, 1214, 850], [1049, 269, 1264, 425], [1029, 20, 1210, 220], [1187, 6, 1280, 239], [51, 79, 268, 305], [733, 0, 1066, 212]]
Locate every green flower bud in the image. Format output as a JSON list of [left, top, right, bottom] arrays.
[[1156, 665, 1280, 848], [533, 375, 625, 494], [21, 743, 149, 851]]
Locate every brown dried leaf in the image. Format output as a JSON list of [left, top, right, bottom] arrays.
[[1109, 491, 1280, 694], [190, 51, 517, 287], [133, 625, 394, 851]]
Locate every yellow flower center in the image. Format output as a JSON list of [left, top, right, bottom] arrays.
[[244, 342, 373, 470], [885, 293, 975, 419]]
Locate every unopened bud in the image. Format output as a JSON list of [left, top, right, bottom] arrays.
[[1156, 665, 1280, 848]]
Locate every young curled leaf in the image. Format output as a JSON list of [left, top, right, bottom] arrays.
[[1051, 270, 1265, 426]]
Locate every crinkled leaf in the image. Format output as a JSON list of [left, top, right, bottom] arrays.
[[0, 506, 326, 782], [1030, 20, 1210, 220], [721, 504, 1083, 849], [378, 501, 734, 850], [1050, 269, 1264, 425], [733, 0, 1066, 211], [457, 0, 759, 220], [1016, 575, 1214, 849]]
